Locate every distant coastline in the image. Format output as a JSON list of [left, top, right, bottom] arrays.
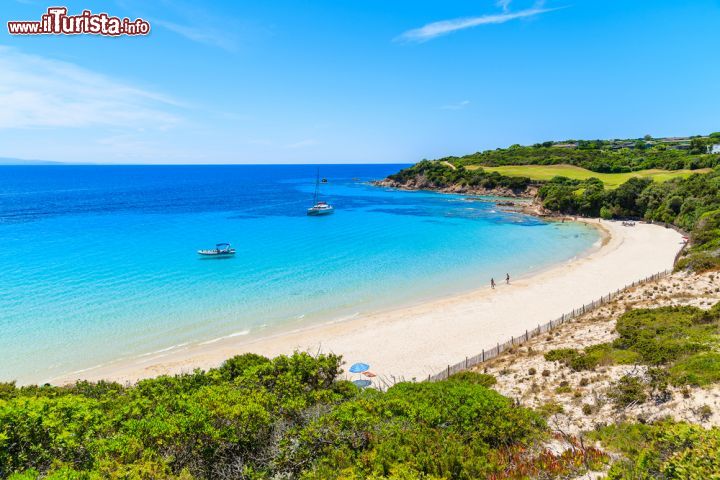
[[0, 157, 65, 165]]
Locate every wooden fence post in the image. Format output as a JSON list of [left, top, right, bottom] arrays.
[[424, 269, 673, 382]]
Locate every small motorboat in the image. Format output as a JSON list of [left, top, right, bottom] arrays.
[[198, 243, 236, 256]]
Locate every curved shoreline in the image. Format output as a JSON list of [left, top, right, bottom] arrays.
[[50, 218, 683, 385]]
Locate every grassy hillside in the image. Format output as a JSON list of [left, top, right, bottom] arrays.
[[473, 164, 711, 189]]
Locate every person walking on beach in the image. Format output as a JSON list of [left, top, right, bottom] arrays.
[[491, 278, 496, 289], [506, 273, 510, 285]]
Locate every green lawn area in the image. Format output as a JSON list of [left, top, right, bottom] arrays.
[[465, 164, 711, 189]]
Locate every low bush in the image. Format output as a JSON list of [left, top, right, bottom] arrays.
[[2, 352, 609, 479], [613, 306, 717, 365], [544, 348, 579, 363], [669, 352, 720, 386], [608, 375, 648, 409], [544, 344, 638, 372], [446, 370, 497, 387], [591, 422, 720, 479]]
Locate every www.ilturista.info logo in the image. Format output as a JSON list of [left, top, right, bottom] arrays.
[[7, 7, 150, 36]]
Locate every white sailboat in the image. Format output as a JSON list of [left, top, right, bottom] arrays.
[[307, 170, 334, 216]]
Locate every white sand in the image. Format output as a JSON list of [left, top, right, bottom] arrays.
[[480, 269, 720, 434], [51, 219, 684, 386]]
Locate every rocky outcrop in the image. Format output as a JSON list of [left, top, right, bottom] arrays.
[[372, 177, 537, 199]]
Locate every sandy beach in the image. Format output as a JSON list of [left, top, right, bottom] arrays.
[[52, 219, 684, 386]]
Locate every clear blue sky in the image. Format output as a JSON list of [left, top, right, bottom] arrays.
[[1, 0, 719, 164]]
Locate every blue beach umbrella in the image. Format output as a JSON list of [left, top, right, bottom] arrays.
[[349, 362, 369, 373], [352, 379, 372, 388]]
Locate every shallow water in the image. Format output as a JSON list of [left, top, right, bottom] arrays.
[[0, 165, 598, 384]]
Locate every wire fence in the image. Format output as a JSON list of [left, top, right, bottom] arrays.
[[427, 268, 673, 382]]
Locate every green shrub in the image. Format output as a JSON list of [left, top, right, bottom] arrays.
[[669, 352, 720, 386], [592, 422, 720, 479], [544, 348, 579, 363], [446, 371, 497, 387], [608, 375, 647, 409], [544, 344, 638, 371], [218, 352, 271, 380], [537, 401, 565, 417], [0, 352, 574, 480], [613, 306, 716, 365], [676, 251, 720, 272], [288, 381, 545, 478]]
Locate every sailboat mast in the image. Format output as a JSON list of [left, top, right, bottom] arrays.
[[313, 169, 320, 203]]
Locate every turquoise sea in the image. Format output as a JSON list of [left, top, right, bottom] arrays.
[[0, 165, 599, 384]]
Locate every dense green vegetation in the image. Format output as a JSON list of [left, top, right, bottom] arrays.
[[443, 134, 720, 173], [536, 169, 720, 227], [545, 303, 720, 387], [0, 353, 610, 479], [386, 160, 532, 192], [590, 422, 720, 479], [534, 168, 720, 270]]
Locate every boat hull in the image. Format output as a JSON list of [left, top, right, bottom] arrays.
[[307, 208, 334, 216]]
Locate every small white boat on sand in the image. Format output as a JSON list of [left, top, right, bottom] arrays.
[[198, 243, 236, 256]]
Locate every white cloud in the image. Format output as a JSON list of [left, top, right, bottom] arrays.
[[116, 0, 249, 51], [441, 100, 470, 110], [0, 47, 181, 130], [396, 5, 558, 43], [496, 0, 512, 12], [154, 20, 238, 51], [286, 139, 319, 149]]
